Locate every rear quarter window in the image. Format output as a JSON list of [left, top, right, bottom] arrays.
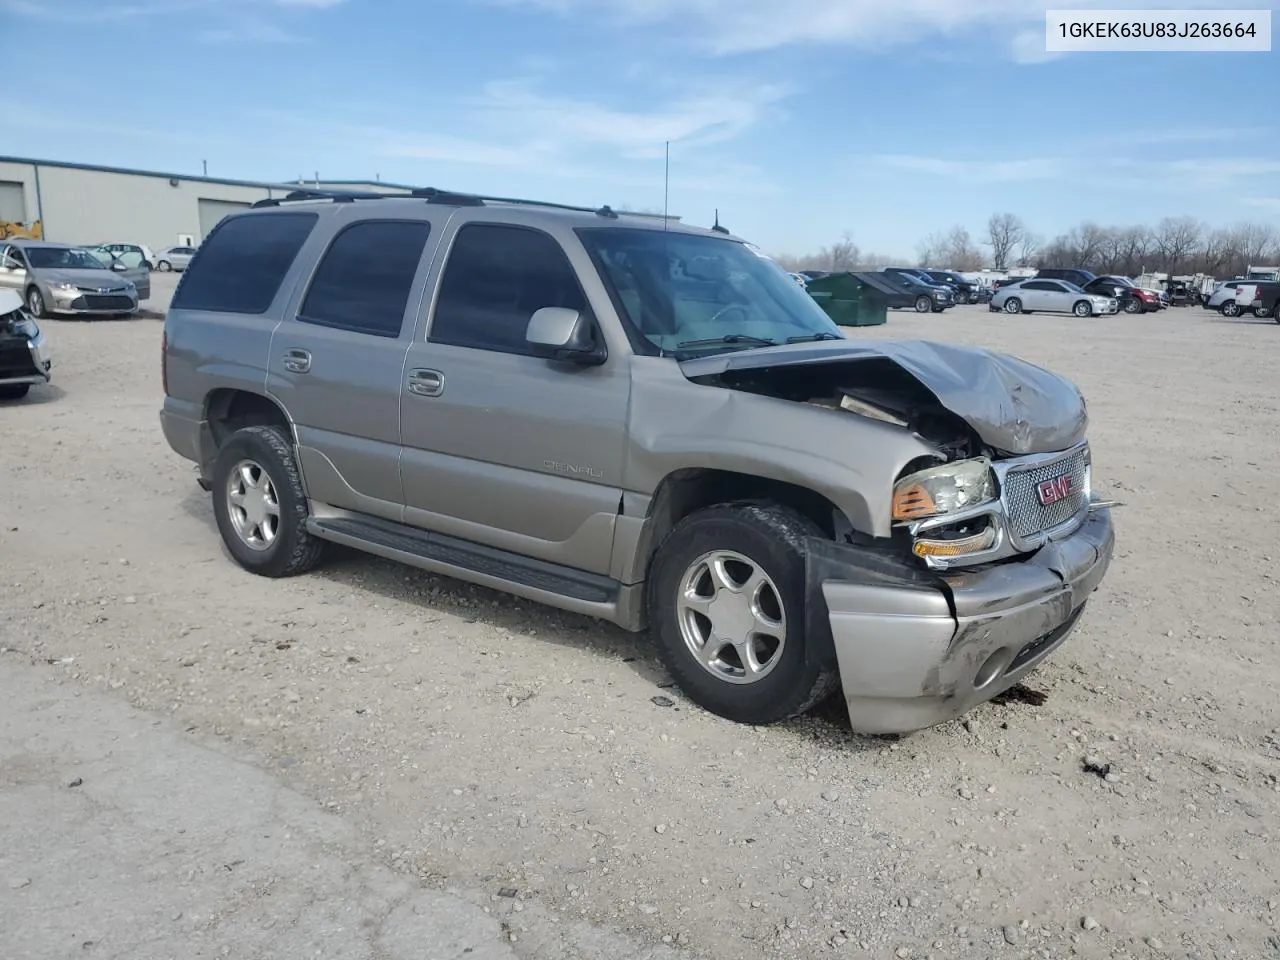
[[171, 212, 318, 314]]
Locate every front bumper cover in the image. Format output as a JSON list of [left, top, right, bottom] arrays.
[[804, 502, 1115, 735]]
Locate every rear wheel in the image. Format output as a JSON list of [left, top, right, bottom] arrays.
[[1253, 303, 1274, 319], [1073, 300, 1092, 317], [647, 503, 838, 725], [157, 260, 172, 272], [210, 424, 327, 578], [1003, 297, 1023, 314], [1222, 300, 1240, 317], [0, 383, 30, 400]]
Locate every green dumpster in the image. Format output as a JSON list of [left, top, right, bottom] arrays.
[[804, 272, 889, 326]]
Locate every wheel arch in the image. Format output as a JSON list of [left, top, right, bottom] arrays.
[[625, 467, 858, 587], [200, 388, 295, 470]]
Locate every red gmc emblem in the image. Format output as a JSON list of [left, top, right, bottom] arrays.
[[1037, 474, 1074, 506]]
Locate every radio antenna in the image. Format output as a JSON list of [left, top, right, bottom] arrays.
[[663, 140, 670, 231]]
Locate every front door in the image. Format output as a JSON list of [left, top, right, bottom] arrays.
[[0, 244, 28, 293], [265, 214, 439, 522], [399, 220, 629, 576], [111, 249, 152, 301]]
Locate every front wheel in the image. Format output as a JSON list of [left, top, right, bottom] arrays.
[[25, 287, 47, 319], [1073, 300, 1092, 317], [647, 503, 838, 725], [210, 424, 327, 578], [1003, 297, 1023, 314], [914, 295, 932, 313], [1124, 299, 1143, 314]]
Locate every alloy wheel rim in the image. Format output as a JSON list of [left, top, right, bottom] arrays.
[[676, 550, 786, 685], [226, 458, 281, 551]]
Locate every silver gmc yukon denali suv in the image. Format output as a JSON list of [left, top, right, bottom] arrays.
[[159, 188, 1116, 735]]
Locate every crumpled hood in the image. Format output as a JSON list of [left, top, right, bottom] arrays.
[[37, 267, 130, 290], [679, 338, 1088, 456]]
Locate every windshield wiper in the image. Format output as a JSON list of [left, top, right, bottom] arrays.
[[676, 334, 777, 348], [785, 332, 843, 343]]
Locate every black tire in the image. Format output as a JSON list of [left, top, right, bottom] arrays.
[[157, 260, 172, 272], [914, 295, 932, 313], [1124, 299, 1142, 314], [1003, 297, 1022, 314], [1073, 300, 1092, 318], [1222, 300, 1240, 317], [209, 424, 326, 578], [1253, 303, 1274, 319], [25, 286, 47, 319], [646, 503, 839, 725], [0, 383, 30, 400]]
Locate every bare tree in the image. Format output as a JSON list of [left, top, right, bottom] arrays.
[[819, 231, 859, 272], [1153, 216, 1203, 272], [943, 226, 985, 271], [1016, 230, 1041, 267], [915, 231, 945, 267], [985, 213, 1025, 270]]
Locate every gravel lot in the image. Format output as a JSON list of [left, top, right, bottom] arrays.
[[3, 276, 1279, 960]]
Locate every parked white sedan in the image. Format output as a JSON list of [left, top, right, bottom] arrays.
[[990, 278, 1119, 317]]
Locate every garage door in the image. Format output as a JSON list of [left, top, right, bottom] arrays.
[[198, 198, 252, 239], [0, 181, 27, 224]]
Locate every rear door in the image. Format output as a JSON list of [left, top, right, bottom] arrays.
[[265, 211, 440, 522]]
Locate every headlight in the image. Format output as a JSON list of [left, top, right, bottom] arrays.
[[892, 458, 996, 521], [54, 282, 78, 292], [124, 280, 136, 292]]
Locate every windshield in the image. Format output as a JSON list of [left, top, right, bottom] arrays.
[[576, 227, 841, 355], [1062, 280, 1087, 293], [25, 246, 109, 271]]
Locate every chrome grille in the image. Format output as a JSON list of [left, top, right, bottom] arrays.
[[1000, 446, 1090, 540]]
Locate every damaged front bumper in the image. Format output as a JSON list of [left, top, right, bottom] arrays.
[[806, 499, 1114, 735], [0, 324, 53, 386]]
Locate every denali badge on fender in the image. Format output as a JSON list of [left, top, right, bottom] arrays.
[[1037, 474, 1075, 506]]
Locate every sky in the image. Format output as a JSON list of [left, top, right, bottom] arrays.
[[2, 0, 1278, 258]]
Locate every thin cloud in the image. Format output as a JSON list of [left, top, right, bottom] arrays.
[[485, 0, 1254, 59], [865, 154, 1066, 182], [202, 21, 304, 42]]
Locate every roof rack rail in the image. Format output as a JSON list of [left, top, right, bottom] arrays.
[[251, 187, 392, 208], [247, 185, 674, 221]]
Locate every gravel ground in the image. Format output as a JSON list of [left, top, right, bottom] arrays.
[[3, 278, 1279, 960]]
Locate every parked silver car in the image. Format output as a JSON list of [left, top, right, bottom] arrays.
[[990, 278, 1119, 317], [96, 242, 156, 270], [155, 245, 197, 272], [0, 239, 143, 318]]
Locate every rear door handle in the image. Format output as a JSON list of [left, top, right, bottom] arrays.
[[408, 368, 444, 397], [282, 348, 311, 374]]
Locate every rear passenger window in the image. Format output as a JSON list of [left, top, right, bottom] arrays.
[[429, 223, 587, 355], [298, 219, 431, 338], [171, 212, 317, 315]]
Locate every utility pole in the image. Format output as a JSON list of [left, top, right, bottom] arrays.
[[202, 159, 208, 176]]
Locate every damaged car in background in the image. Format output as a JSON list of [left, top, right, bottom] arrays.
[[0, 288, 52, 400], [159, 189, 1116, 736]]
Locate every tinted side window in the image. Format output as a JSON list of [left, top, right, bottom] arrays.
[[429, 223, 587, 355], [171, 212, 317, 314], [298, 219, 431, 338]]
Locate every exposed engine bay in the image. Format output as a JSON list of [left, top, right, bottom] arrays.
[[699, 356, 988, 462], [679, 338, 1089, 461]]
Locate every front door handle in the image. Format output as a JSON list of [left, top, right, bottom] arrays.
[[283, 348, 311, 374], [408, 368, 444, 397]]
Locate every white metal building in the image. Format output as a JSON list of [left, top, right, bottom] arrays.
[[0, 156, 413, 252]]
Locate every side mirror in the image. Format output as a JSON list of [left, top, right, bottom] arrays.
[[110, 260, 127, 272], [526, 307, 605, 365]]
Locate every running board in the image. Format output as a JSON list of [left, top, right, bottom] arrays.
[[306, 514, 619, 604]]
